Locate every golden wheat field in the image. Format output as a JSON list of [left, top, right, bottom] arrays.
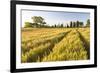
[[21, 28, 90, 63]]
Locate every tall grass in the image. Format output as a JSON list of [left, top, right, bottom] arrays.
[[21, 28, 90, 63], [42, 30, 88, 61], [78, 28, 90, 44], [21, 29, 70, 63]]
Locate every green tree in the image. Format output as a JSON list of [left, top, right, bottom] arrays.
[[67, 24, 69, 28], [57, 23, 60, 28], [31, 16, 46, 27], [86, 19, 90, 27], [24, 22, 33, 28], [79, 22, 84, 27], [70, 21, 73, 27], [76, 21, 79, 27], [73, 22, 76, 27], [54, 24, 56, 28], [61, 23, 63, 28]]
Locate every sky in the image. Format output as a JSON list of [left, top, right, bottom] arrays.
[[22, 10, 90, 27]]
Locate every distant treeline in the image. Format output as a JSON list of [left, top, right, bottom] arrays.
[[24, 16, 90, 28]]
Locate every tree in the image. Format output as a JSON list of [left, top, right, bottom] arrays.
[[61, 23, 63, 28], [73, 22, 76, 27], [76, 21, 79, 27], [24, 22, 33, 28], [79, 22, 84, 27], [31, 16, 46, 26], [70, 21, 73, 27], [67, 24, 69, 28], [41, 22, 46, 27], [54, 24, 56, 28], [42, 22, 46, 25], [56, 23, 60, 28], [86, 19, 90, 27]]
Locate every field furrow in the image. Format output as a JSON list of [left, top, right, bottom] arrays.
[[42, 29, 88, 62], [21, 28, 90, 63], [78, 28, 90, 44], [77, 28, 90, 59], [21, 30, 71, 62]]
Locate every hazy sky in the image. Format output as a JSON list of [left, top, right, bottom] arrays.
[[22, 10, 90, 27]]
